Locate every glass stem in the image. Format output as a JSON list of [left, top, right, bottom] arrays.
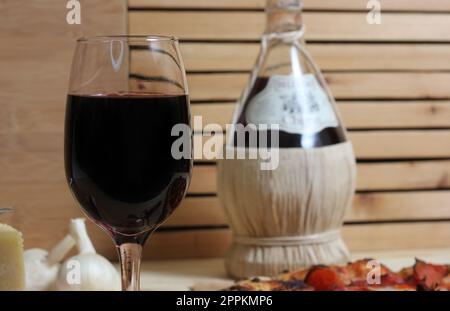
[[117, 243, 143, 291]]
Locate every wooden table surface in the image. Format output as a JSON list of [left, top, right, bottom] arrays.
[[138, 248, 450, 291]]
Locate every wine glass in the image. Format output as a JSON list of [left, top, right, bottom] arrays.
[[65, 36, 192, 291]]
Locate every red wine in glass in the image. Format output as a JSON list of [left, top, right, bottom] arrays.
[[65, 36, 192, 291], [65, 93, 191, 240]]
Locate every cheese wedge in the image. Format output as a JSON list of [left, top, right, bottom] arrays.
[[0, 223, 25, 290]]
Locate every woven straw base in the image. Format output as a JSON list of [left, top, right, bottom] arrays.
[[218, 142, 357, 279]]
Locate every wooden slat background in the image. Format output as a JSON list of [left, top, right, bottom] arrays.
[[127, 0, 450, 259], [2, 0, 450, 260], [129, 11, 450, 42], [129, 0, 450, 12], [0, 0, 129, 255]]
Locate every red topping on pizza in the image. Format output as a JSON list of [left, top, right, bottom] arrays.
[[412, 259, 449, 290], [304, 266, 350, 290], [227, 259, 450, 291]]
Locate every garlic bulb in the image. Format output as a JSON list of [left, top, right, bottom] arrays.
[[24, 235, 75, 291], [55, 218, 120, 291]]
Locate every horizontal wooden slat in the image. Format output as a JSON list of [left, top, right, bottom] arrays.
[[191, 101, 450, 130], [2, 156, 450, 189], [196, 130, 450, 160], [131, 72, 450, 100], [129, 0, 450, 12], [196, 131, 450, 159], [165, 191, 450, 226], [0, 157, 447, 192], [186, 165, 261, 194], [6, 185, 449, 229], [204, 73, 450, 100], [138, 222, 450, 259], [349, 191, 450, 222], [3, 130, 450, 160], [130, 12, 450, 42], [0, 133, 62, 154], [350, 131, 450, 159], [133, 44, 450, 71], [357, 161, 450, 191], [175, 73, 450, 101], [0, 105, 63, 133], [189, 161, 450, 193], [338, 102, 450, 129], [343, 222, 450, 252], [3, 100, 450, 135]]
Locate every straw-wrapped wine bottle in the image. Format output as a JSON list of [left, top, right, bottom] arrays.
[[217, 0, 357, 279]]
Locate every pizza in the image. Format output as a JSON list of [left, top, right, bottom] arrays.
[[227, 259, 450, 291]]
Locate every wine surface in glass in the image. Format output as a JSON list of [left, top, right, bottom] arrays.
[[65, 93, 191, 237]]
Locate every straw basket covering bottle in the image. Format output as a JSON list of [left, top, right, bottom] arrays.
[[217, 0, 357, 279]]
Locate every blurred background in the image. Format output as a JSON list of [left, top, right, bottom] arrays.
[[1, 0, 450, 260]]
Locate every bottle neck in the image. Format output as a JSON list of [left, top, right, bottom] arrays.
[[265, 0, 303, 34]]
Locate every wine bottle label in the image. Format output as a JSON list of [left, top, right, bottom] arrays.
[[245, 74, 339, 135]]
